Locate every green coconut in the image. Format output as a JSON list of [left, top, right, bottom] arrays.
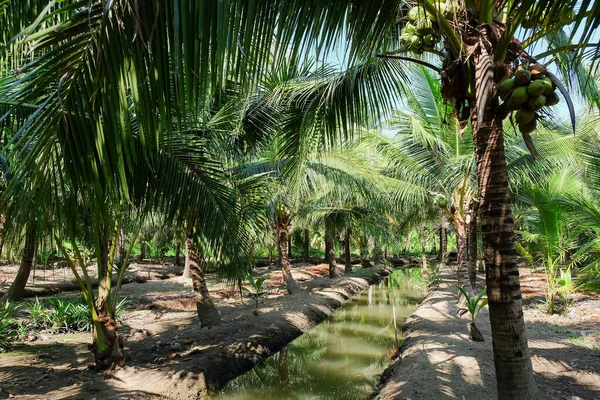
[[423, 34, 434, 46], [527, 80, 546, 97], [541, 77, 554, 95], [416, 18, 432, 35], [516, 108, 535, 125], [527, 95, 546, 111], [498, 78, 515, 100], [515, 69, 532, 86], [519, 119, 537, 134], [411, 35, 423, 49], [404, 23, 417, 35], [511, 86, 530, 106], [408, 7, 425, 22], [545, 91, 560, 106]]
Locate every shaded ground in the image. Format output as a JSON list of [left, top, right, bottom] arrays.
[[375, 265, 600, 400], [0, 260, 398, 399]]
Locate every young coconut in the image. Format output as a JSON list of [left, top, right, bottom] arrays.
[[515, 69, 532, 86], [498, 78, 515, 100], [516, 108, 535, 125], [519, 118, 537, 134], [541, 77, 555, 95], [527, 80, 546, 97], [510, 86, 530, 106], [527, 95, 546, 112], [545, 91, 560, 106]]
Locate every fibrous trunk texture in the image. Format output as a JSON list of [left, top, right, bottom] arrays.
[[183, 231, 192, 278], [325, 227, 338, 278], [360, 234, 371, 268], [278, 218, 299, 295], [419, 224, 427, 254], [402, 234, 408, 255], [439, 216, 448, 264], [344, 228, 352, 273], [91, 239, 124, 370], [303, 229, 310, 262], [287, 235, 292, 259], [137, 242, 145, 261], [175, 243, 181, 266], [7, 216, 37, 301], [188, 239, 222, 328], [468, 212, 478, 286], [472, 51, 536, 398], [118, 228, 126, 263], [0, 213, 6, 259]]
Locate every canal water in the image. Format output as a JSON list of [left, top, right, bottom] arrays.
[[219, 268, 424, 400]]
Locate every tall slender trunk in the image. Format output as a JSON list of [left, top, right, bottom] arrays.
[[175, 243, 181, 266], [325, 226, 338, 278], [359, 233, 371, 268], [187, 238, 221, 327], [471, 60, 536, 397], [278, 226, 299, 294], [117, 228, 126, 263], [344, 228, 352, 273], [373, 240, 382, 266], [439, 216, 448, 264], [268, 246, 273, 265], [402, 234, 408, 255], [91, 238, 124, 369], [468, 211, 478, 286], [287, 234, 292, 259], [419, 225, 426, 254], [453, 219, 468, 283], [7, 216, 37, 301], [183, 227, 193, 278], [0, 213, 6, 259], [137, 242, 145, 261], [303, 229, 310, 262]]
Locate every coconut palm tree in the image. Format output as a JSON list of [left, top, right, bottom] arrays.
[[4, 1, 600, 396]]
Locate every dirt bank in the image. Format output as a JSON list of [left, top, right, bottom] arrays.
[[374, 265, 600, 400], [0, 262, 395, 400]]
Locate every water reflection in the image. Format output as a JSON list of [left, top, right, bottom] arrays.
[[219, 269, 423, 400]]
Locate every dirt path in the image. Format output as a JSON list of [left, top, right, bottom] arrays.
[[0, 262, 395, 400], [374, 265, 600, 400]]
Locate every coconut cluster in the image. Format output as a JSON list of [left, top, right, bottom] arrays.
[[497, 64, 560, 134], [400, 0, 459, 54]]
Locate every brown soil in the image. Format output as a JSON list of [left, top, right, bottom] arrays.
[[374, 265, 600, 400], [0, 260, 396, 399]]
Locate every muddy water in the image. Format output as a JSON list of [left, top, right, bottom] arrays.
[[219, 269, 423, 400]]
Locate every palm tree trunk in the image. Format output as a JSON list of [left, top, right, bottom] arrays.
[[183, 226, 193, 278], [359, 233, 371, 268], [419, 224, 427, 254], [402, 234, 408, 255], [439, 218, 448, 264], [7, 215, 37, 301], [175, 243, 181, 266], [278, 227, 299, 294], [344, 228, 352, 273], [117, 228, 126, 263], [268, 246, 273, 265], [325, 227, 338, 278], [0, 213, 6, 259], [472, 82, 536, 398], [454, 220, 468, 283], [137, 242, 145, 261], [287, 234, 292, 259], [468, 212, 478, 286], [91, 238, 124, 369], [373, 240, 382, 266], [303, 229, 310, 262], [187, 239, 221, 328]]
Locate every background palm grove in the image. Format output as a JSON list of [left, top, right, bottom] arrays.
[[1, 1, 600, 399]]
